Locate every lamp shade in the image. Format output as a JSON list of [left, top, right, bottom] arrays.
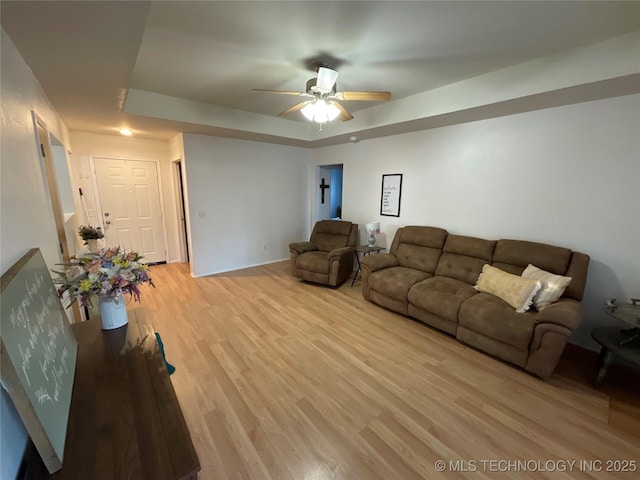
[[315, 67, 339, 93], [365, 222, 380, 247], [365, 222, 380, 235]]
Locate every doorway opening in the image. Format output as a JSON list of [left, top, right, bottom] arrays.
[[173, 159, 190, 263], [316, 164, 343, 221], [33, 114, 80, 323]]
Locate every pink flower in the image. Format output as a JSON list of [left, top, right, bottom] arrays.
[[87, 261, 102, 275]]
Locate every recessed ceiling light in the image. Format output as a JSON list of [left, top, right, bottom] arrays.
[[119, 128, 132, 136]]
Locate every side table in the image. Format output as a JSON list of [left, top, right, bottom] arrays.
[[591, 326, 640, 387], [351, 245, 385, 286]]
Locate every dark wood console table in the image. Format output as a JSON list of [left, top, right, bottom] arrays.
[[24, 309, 200, 479]]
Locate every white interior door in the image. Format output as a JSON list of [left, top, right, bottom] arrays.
[[94, 158, 166, 263]]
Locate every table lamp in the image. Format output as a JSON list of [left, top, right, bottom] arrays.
[[365, 222, 380, 247]]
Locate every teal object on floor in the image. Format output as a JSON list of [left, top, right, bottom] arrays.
[[155, 332, 176, 375]]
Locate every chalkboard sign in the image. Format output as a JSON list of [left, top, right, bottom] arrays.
[[1, 248, 78, 473], [380, 173, 402, 217]]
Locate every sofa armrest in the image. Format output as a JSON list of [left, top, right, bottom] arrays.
[[361, 253, 399, 273], [327, 246, 354, 260], [360, 254, 399, 301], [534, 298, 584, 332], [327, 247, 356, 286], [289, 241, 316, 255], [527, 299, 584, 378]]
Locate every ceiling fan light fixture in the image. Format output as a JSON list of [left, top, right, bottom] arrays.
[[301, 100, 340, 123], [255, 65, 391, 122]]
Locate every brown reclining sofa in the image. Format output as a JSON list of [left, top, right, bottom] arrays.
[[361, 226, 590, 378]]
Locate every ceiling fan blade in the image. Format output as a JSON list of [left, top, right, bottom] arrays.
[[329, 101, 353, 121], [340, 91, 392, 102], [252, 89, 306, 96], [279, 101, 311, 116], [315, 67, 339, 93]]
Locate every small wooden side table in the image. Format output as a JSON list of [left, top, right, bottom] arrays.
[[351, 245, 386, 286], [591, 326, 640, 387]]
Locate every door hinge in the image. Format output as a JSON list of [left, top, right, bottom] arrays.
[[40, 143, 46, 157], [59, 242, 64, 254]]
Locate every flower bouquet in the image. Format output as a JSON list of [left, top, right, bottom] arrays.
[[52, 247, 154, 308]]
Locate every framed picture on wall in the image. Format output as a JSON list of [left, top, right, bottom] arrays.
[[380, 174, 402, 217]]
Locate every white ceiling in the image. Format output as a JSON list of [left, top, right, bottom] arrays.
[[2, 1, 639, 146]]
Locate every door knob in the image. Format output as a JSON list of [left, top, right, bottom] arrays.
[[105, 220, 111, 225], [104, 212, 110, 217]]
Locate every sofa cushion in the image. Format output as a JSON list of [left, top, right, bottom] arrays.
[[459, 293, 537, 350], [314, 233, 349, 252], [296, 251, 329, 274], [408, 276, 478, 322], [493, 239, 571, 276], [311, 220, 355, 252], [391, 226, 447, 273], [435, 235, 496, 284], [314, 219, 354, 236], [522, 264, 572, 310], [369, 266, 431, 300], [475, 265, 541, 313], [442, 234, 496, 260]]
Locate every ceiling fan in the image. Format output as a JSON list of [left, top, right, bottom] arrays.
[[252, 66, 391, 124]]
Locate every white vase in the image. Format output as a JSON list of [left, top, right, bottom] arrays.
[[86, 239, 100, 253], [98, 298, 128, 330]]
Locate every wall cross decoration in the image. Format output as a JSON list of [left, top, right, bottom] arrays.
[[319, 178, 330, 204]]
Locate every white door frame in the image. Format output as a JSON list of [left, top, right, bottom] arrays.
[[31, 111, 81, 323], [172, 158, 189, 263], [89, 156, 169, 262]]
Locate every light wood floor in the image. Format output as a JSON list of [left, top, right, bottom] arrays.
[[139, 261, 639, 480]]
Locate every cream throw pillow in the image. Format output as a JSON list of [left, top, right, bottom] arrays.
[[521, 264, 572, 310], [475, 264, 541, 313]]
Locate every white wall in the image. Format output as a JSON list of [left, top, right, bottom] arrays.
[[1, 28, 73, 480], [68, 132, 181, 262], [314, 94, 640, 351], [182, 134, 311, 277]]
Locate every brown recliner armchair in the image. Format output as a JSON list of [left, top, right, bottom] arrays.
[[289, 220, 358, 287]]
